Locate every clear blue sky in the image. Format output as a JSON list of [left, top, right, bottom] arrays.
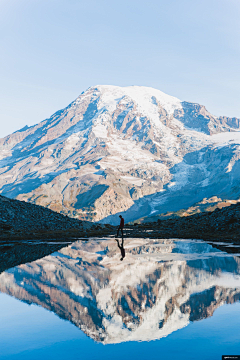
[[0, 0, 240, 138]]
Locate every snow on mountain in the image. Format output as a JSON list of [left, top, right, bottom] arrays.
[[0, 238, 239, 343], [0, 85, 240, 224]]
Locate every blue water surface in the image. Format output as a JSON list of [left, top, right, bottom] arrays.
[[0, 293, 239, 360], [0, 238, 239, 360]]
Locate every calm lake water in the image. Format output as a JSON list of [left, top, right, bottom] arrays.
[[0, 237, 240, 360]]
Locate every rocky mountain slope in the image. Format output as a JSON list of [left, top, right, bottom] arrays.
[[0, 238, 239, 343], [1, 85, 240, 224], [126, 201, 240, 246], [0, 194, 114, 273], [0, 194, 113, 238]]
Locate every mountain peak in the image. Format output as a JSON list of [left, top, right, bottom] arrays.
[[81, 84, 182, 116], [0, 85, 240, 224]]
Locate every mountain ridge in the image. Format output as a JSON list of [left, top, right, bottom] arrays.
[[1, 85, 240, 224]]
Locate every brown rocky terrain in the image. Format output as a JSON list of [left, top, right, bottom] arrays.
[[1, 85, 240, 225], [138, 196, 240, 221], [1, 190, 240, 274], [0, 194, 114, 273], [0, 194, 114, 240], [125, 201, 240, 248]]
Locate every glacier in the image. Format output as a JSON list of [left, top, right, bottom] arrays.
[[0, 85, 240, 224]]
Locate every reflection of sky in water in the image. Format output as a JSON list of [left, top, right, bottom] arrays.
[[0, 238, 240, 359]]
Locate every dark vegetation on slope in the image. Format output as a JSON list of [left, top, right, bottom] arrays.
[[0, 194, 114, 273], [125, 202, 240, 249], [0, 194, 114, 240], [1, 194, 240, 274]]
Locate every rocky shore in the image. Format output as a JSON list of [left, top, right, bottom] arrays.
[[124, 202, 240, 258], [125, 202, 240, 243], [1, 194, 240, 274], [0, 194, 114, 273], [0, 194, 114, 240]]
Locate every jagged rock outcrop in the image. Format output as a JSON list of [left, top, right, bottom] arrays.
[[1, 85, 240, 224]]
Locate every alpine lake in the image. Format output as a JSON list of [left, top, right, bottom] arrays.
[[0, 236, 240, 360]]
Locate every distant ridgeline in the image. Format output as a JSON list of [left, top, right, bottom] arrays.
[[128, 201, 240, 244], [0, 85, 240, 225]]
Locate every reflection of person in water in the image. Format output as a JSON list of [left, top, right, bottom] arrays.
[[117, 215, 124, 238], [115, 238, 125, 261]]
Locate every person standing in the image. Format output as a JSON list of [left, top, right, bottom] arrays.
[[116, 215, 124, 238]]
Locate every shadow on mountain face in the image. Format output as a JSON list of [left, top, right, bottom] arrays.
[[174, 101, 213, 134], [0, 238, 239, 344], [75, 184, 109, 209], [2, 85, 240, 225], [101, 144, 240, 225], [0, 169, 73, 199], [0, 98, 100, 199]]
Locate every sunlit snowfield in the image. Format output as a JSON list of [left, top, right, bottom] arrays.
[[0, 237, 240, 360]]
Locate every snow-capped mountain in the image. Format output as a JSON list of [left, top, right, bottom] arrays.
[[0, 85, 240, 224], [0, 238, 239, 343]]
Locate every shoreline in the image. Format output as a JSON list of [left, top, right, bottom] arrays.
[[1, 227, 240, 275]]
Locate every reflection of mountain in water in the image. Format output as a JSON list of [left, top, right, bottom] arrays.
[[0, 238, 240, 343]]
